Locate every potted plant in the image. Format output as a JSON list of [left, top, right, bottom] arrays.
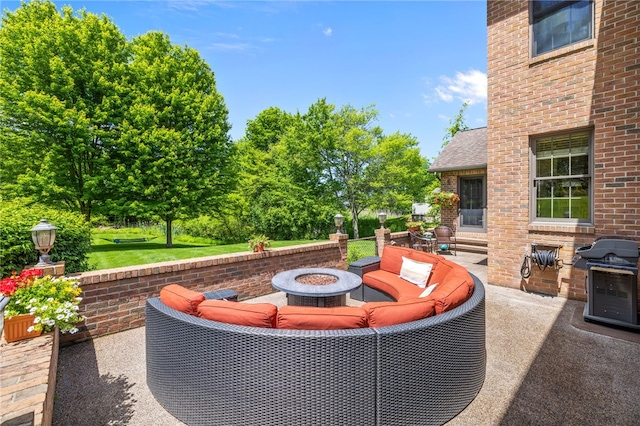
[[1, 269, 84, 342], [248, 235, 271, 252], [406, 220, 425, 232], [431, 191, 460, 209]]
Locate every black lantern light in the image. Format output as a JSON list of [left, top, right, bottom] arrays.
[[31, 219, 57, 267]]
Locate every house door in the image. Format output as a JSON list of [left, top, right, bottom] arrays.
[[459, 176, 486, 231]]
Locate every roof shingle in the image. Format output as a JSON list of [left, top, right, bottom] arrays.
[[428, 127, 487, 172]]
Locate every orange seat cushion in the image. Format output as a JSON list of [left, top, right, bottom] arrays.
[[198, 300, 278, 328], [364, 298, 436, 328], [425, 258, 454, 287], [276, 306, 368, 330], [363, 270, 423, 301], [427, 269, 475, 314], [160, 284, 205, 315], [380, 245, 416, 275]]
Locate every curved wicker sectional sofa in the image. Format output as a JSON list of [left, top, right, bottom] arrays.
[[145, 264, 486, 426]]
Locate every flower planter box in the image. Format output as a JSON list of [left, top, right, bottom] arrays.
[[4, 313, 41, 343]]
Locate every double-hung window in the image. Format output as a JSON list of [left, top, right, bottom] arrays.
[[532, 0, 593, 56], [532, 131, 592, 222]]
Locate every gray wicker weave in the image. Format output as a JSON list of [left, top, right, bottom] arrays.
[[146, 276, 485, 426]]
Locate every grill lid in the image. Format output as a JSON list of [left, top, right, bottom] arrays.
[[575, 238, 639, 260]]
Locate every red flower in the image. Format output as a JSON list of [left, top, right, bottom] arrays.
[[0, 269, 43, 297]]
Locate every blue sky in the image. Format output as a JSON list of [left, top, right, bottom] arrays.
[[4, 0, 487, 160]]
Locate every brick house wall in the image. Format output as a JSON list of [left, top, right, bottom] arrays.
[[62, 237, 347, 344], [487, 0, 639, 299]]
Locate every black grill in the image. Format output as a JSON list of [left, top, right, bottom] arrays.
[[574, 237, 640, 329]]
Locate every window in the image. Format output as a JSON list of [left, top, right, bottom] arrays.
[[532, 131, 591, 222], [532, 0, 593, 56]]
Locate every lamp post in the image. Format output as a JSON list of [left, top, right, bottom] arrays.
[[30, 219, 57, 267], [378, 212, 387, 229], [334, 213, 345, 235]]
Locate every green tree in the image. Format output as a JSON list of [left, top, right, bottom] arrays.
[[0, 0, 129, 221], [368, 132, 430, 213], [442, 101, 469, 147], [104, 32, 234, 247], [244, 107, 294, 151], [281, 99, 428, 238], [234, 108, 335, 240]]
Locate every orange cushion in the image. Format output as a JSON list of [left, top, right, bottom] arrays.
[[380, 245, 415, 275], [364, 298, 435, 328], [363, 270, 423, 301], [407, 250, 441, 266], [276, 306, 368, 330], [426, 258, 454, 287], [198, 300, 278, 328], [427, 269, 474, 314], [160, 284, 205, 315]]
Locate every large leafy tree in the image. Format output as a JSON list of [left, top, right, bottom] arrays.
[[235, 108, 335, 240], [244, 106, 294, 152], [0, 0, 129, 221], [281, 99, 428, 238], [104, 32, 234, 247]]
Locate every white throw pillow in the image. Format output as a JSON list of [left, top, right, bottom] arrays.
[[399, 256, 433, 288], [419, 283, 438, 298]]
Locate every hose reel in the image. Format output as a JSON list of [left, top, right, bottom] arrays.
[[521, 243, 563, 278]]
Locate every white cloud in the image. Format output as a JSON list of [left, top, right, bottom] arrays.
[[434, 69, 487, 105], [323, 27, 333, 36], [166, 0, 211, 11], [210, 42, 253, 52], [434, 87, 453, 103]]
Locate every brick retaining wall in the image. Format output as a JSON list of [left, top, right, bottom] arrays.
[[63, 237, 347, 344]]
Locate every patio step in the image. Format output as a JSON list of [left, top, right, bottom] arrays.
[[454, 238, 488, 255]]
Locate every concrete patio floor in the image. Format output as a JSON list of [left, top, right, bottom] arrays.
[[52, 252, 640, 425]]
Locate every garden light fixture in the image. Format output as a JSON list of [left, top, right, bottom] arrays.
[[31, 219, 57, 267], [334, 213, 344, 234], [378, 212, 387, 229]]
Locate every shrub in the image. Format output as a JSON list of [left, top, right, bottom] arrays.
[[347, 244, 368, 264], [179, 215, 246, 244], [0, 201, 91, 276]]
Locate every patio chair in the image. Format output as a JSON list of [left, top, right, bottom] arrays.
[[434, 225, 457, 255], [409, 230, 433, 253]]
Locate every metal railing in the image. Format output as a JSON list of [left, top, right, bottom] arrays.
[[347, 236, 377, 265]]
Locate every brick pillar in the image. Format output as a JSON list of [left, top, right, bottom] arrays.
[[27, 261, 65, 277], [329, 233, 349, 262], [375, 228, 391, 257]]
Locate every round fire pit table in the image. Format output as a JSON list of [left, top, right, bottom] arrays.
[[271, 268, 362, 307]]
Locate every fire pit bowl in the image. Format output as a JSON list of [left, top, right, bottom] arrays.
[[271, 268, 362, 307]]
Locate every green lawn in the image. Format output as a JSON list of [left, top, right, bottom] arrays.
[[89, 232, 318, 270]]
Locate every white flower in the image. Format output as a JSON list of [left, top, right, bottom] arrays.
[[27, 326, 34, 332], [34, 316, 41, 324], [69, 327, 78, 334]]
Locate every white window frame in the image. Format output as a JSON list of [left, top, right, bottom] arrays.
[[530, 129, 594, 224]]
